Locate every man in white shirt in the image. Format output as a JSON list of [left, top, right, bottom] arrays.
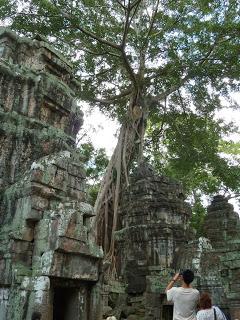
[[165, 269, 200, 320]]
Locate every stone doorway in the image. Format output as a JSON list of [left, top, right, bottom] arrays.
[[162, 305, 173, 320], [52, 282, 90, 320]]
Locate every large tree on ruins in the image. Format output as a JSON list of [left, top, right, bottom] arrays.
[[1, 0, 240, 274]]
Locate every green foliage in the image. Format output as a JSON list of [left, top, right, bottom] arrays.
[[79, 142, 109, 182], [190, 194, 207, 237], [0, 0, 13, 18], [1, 0, 240, 119], [2, 0, 240, 131], [87, 183, 100, 206], [145, 110, 240, 219], [219, 140, 240, 155], [78, 142, 108, 205]]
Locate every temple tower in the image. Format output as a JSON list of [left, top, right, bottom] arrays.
[[0, 29, 102, 320]]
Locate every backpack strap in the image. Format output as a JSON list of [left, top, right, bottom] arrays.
[[214, 307, 217, 320]]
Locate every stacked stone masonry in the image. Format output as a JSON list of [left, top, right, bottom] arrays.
[[104, 164, 240, 320], [109, 163, 193, 320], [0, 29, 102, 320]]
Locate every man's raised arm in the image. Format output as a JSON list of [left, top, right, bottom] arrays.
[[165, 272, 180, 293]]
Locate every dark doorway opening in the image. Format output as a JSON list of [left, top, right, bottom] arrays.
[[53, 287, 79, 320], [52, 283, 91, 320], [162, 305, 173, 320]]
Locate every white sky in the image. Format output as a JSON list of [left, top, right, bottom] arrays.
[[215, 92, 240, 142], [77, 104, 119, 157]]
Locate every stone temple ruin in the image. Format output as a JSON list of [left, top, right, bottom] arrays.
[[0, 30, 240, 320], [105, 166, 240, 320], [0, 29, 102, 320]]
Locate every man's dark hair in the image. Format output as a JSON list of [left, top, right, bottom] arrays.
[[182, 269, 194, 285]]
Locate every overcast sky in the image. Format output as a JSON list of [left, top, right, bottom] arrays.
[[78, 104, 119, 156]]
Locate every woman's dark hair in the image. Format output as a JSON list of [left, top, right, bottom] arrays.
[[182, 269, 194, 285], [199, 293, 212, 309]]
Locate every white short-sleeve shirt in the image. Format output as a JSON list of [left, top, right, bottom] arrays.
[[197, 306, 227, 320], [167, 287, 200, 320]]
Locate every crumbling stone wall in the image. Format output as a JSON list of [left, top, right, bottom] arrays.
[[201, 196, 240, 319], [0, 29, 102, 320], [106, 166, 240, 320], [177, 195, 240, 320], [105, 163, 194, 320]]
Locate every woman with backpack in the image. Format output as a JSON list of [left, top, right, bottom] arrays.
[[197, 293, 228, 320]]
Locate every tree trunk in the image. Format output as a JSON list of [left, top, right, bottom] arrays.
[[92, 100, 146, 278]]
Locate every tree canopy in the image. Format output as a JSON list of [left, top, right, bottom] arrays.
[[145, 111, 240, 195], [1, 0, 240, 117]]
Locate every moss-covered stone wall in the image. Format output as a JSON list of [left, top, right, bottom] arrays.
[[0, 28, 102, 320], [104, 165, 240, 320]]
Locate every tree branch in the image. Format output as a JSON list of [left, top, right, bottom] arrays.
[[147, 34, 237, 104], [197, 35, 237, 66], [129, 0, 142, 26], [144, 65, 170, 83], [130, 0, 142, 10], [79, 46, 121, 58], [89, 88, 132, 104], [226, 193, 240, 200], [15, 12, 59, 18], [117, 1, 138, 86], [121, 50, 138, 87], [121, 0, 132, 48], [152, 74, 190, 103], [59, 11, 121, 51], [16, 9, 121, 51], [116, 0, 127, 10], [94, 65, 118, 77], [178, 89, 187, 113], [72, 23, 121, 51], [145, 0, 160, 39]]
